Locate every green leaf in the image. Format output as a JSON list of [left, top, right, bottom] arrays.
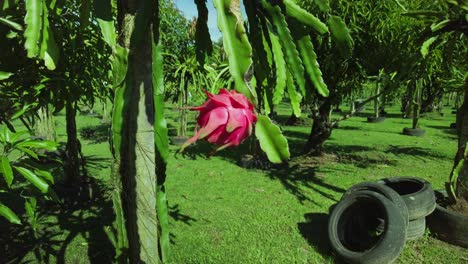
[[0, 71, 13, 80], [16, 140, 57, 150], [6, 31, 18, 38], [213, 0, 257, 104], [111, 45, 128, 88], [283, 0, 328, 34], [24, 197, 37, 219], [2, 0, 20, 11], [262, 1, 306, 96], [10, 104, 31, 119], [156, 186, 170, 262], [1, 156, 13, 188], [103, 226, 117, 248], [153, 42, 169, 163], [94, 0, 116, 48], [41, 22, 60, 70], [255, 115, 290, 163], [402, 10, 445, 18], [17, 146, 39, 160], [9, 131, 30, 143], [263, 90, 271, 115], [328, 16, 354, 59], [431, 19, 450, 32], [313, 0, 330, 12], [40, 6, 60, 70], [2, 127, 12, 143], [110, 50, 128, 157], [0, 17, 23, 30], [421, 36, 438, 58], [34, 169, 54, 184], [24, 0, 43, 58], [14, 166, 49, 193], [286, 71, 302, 117], [0, 203, 21, 224], [268, 25, 287, 106], [297, 35, 329, 97]]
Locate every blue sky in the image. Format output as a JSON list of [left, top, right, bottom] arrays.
[[173, 0, 246, 41], [173, 0, 221, 40]]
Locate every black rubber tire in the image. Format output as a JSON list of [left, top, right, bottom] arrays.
[[427, 190, 468, 248], [402, 127, 426, 137], [342, 182, 409, 227], [375, 217, 425, 241], [377, 177, 436, 220], [328, 191, 407, 264], [406, 218, 426, 241], [367, 117, 386, 123]]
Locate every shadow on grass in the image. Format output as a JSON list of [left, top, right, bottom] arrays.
[[282, 130, 309, 139], [178, 139, 346, 204], [79, 123, 110, 144], [169, 204, 196, 226], [333, 125, 362, 131], [0, 177, 115, 264], [321, 144, 397, 168], [298, 213, 332, 257], [84, 155, 112, 171], [386, 145, 450, 160], [298, 212, 349, 264], [1, 156, 197, 263], [267, 162, 346, 205], [425, 125, 457, 136], [377, 113, 404, 119]]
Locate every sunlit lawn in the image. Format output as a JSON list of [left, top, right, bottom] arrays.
[[1, 102, 467, 263]]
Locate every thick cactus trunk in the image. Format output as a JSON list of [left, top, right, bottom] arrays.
[[110, 0, 162, 262]]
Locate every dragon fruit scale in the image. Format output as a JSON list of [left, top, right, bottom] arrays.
[[181, 89, 257, 151]]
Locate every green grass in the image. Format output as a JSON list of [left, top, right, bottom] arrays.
[[1, 102, 467, 263]]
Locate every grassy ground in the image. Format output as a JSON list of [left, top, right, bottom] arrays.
[[1, 102, 467, 263]]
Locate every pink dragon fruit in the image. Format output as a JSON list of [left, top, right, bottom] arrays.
[[181, 89, 257, 151]]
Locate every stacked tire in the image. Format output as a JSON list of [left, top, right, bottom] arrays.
[[328, 177, 436, 264]]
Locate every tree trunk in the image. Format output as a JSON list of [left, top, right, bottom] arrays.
[[35, 104, 56, 141], [102, 99, 110, 123], [111, 1, 161, 262], [412, 80, 421, 129], [421, 84, 443, 113], [401, 92, 412, 118], [303, 101, 333, 156], [453, 80, 468, 200], [374, 82, 380, 118], [64, 100, 81, 186], [178, 82, 187, 137]]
